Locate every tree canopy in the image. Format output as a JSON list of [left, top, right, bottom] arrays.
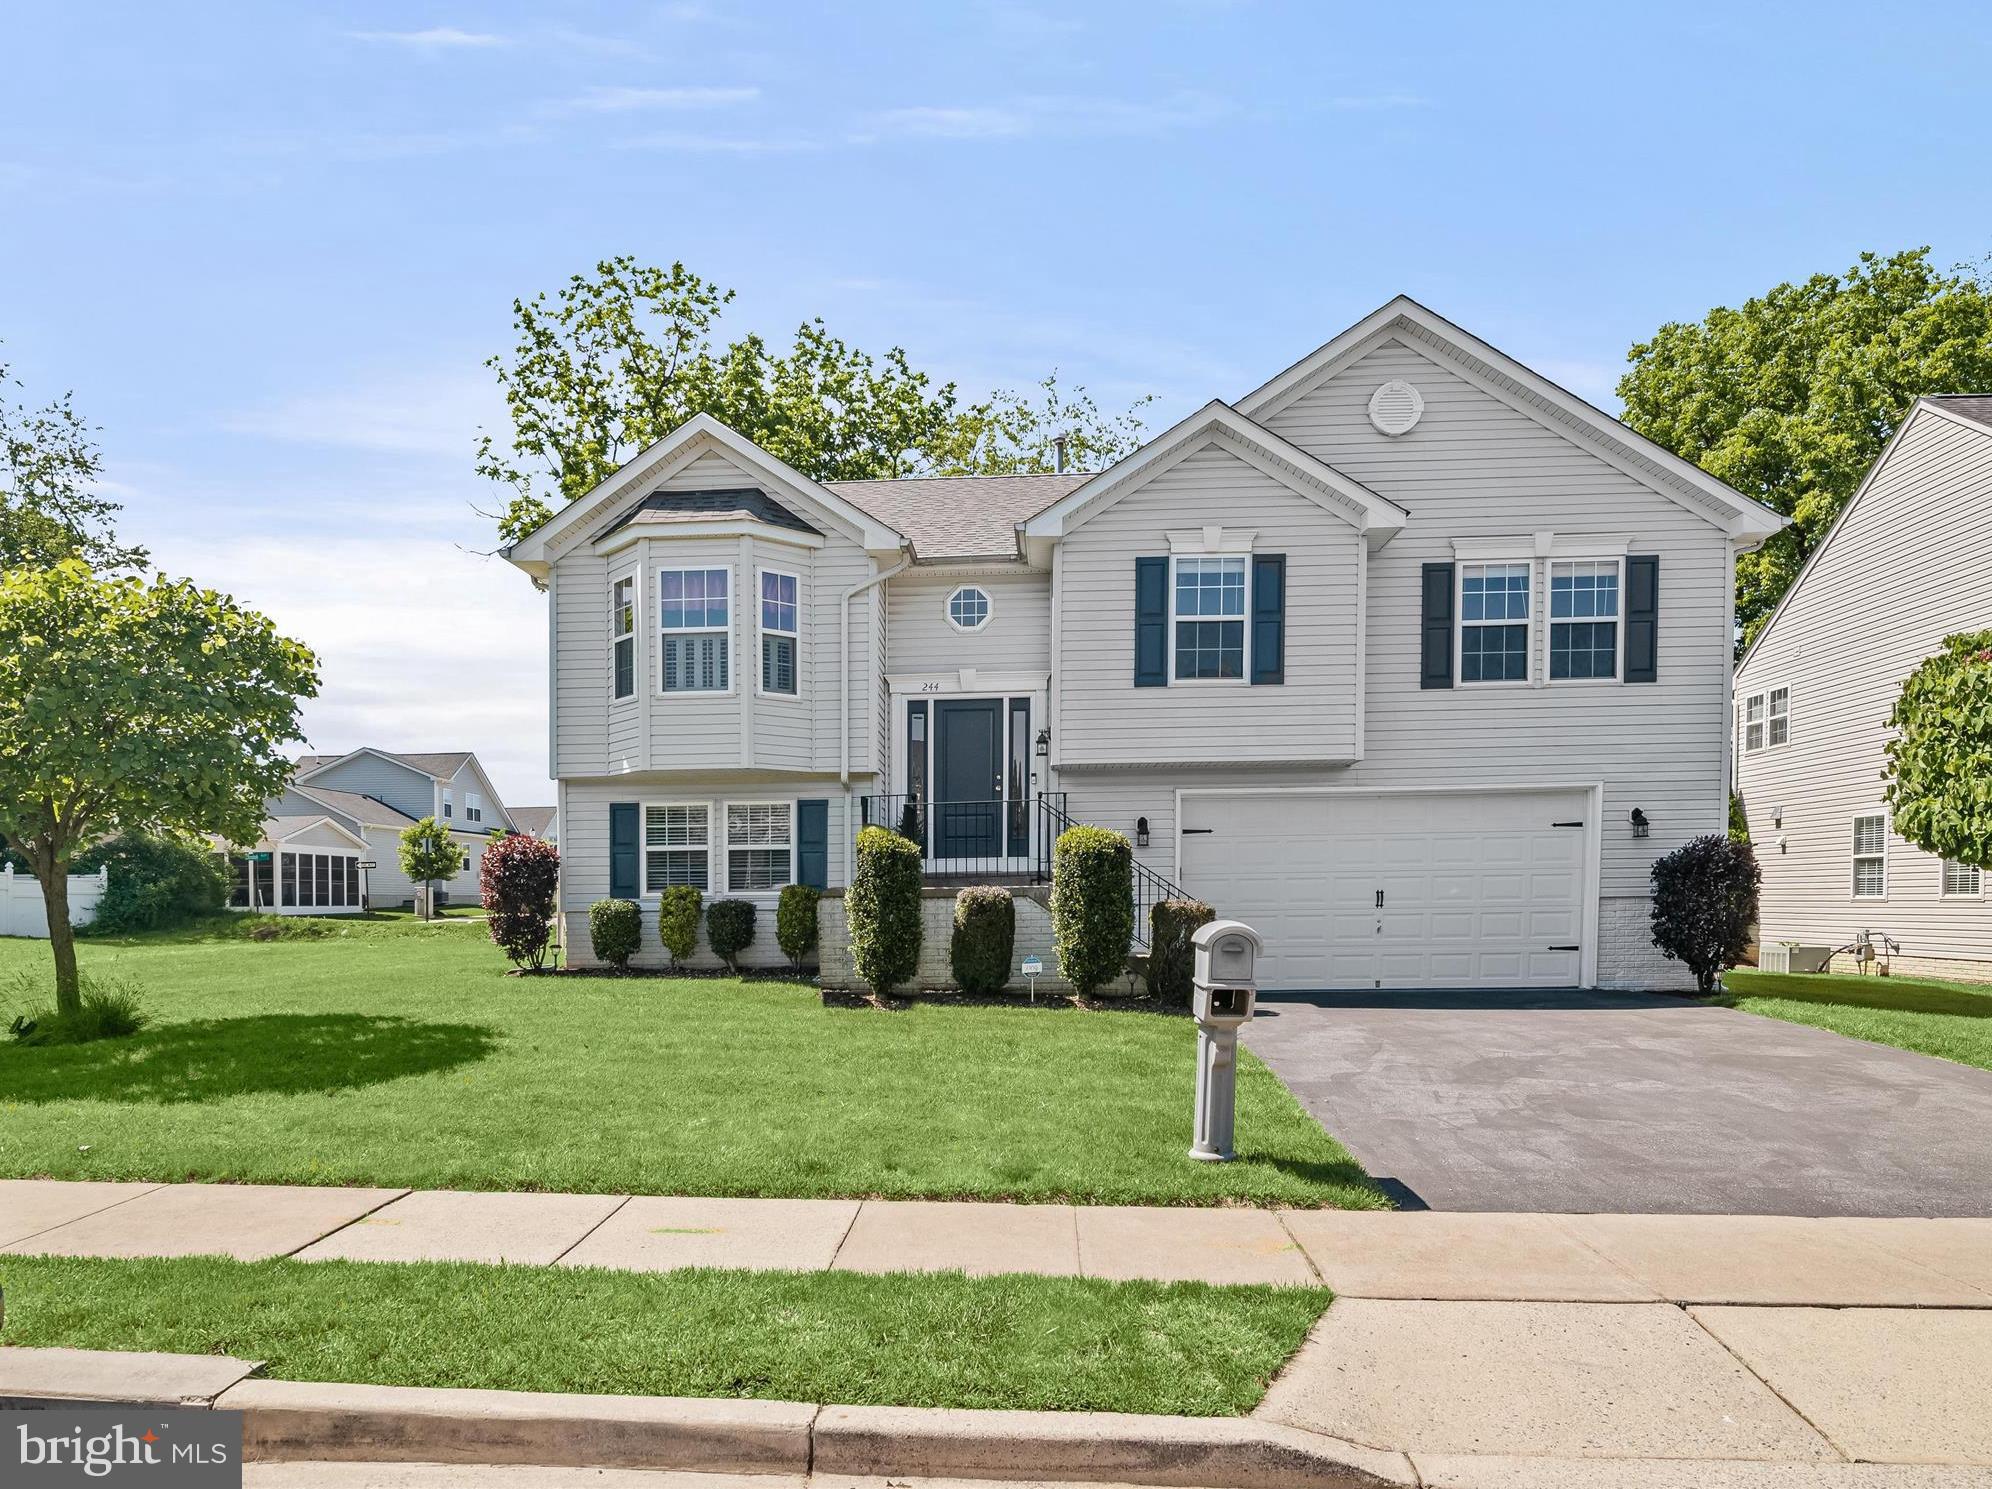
[[1885, 629, 1992, 871], [478, 258, 1152, 546], [1, 357, 147, 574], [398, 816, 461, 919]]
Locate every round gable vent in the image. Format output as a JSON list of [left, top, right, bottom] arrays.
[[1368, 379, 1424, 436]]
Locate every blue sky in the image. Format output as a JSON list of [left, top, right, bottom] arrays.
[[2, 2, 1986, 805]]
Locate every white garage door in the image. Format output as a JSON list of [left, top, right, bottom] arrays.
[[1178, 790, 1590, 991]]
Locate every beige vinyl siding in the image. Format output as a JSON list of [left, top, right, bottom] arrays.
[[749, 535, 812, 771], [885, 568, 1052, 674], [1736, 408, 1992, 965], [1055, 442, 1363, 766], [554, 550, 613, 776]]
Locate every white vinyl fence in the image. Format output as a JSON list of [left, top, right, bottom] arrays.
[[0, 865, 108, 938]]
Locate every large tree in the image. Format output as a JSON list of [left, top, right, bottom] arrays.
[[0, 561, 318, 1014], [478, 258, 1151, 546], [1618, 249, 1992, 643], [1885, 630, 1992, 872], [1, 357, 148, 574]]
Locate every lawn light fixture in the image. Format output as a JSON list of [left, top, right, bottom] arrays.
[[1630, 808, 1650, 839], [1035, 727, 1049, 758], [1136, 817, 1151, 848]]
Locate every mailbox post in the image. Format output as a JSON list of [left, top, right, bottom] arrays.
[[1188, 919, 1262, 1162]]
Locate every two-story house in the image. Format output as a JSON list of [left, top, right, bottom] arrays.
[[1735, 395, 1992, 981], [503, 297, 1783, 990]]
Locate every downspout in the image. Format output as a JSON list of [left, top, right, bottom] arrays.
[[840, 550, 912, 883]]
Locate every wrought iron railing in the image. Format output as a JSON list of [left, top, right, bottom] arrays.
[[1034, 794, 1192, 953], [858, 792, 1069, 883]]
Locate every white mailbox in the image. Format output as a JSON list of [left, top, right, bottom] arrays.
[[1187, 918, 1263, 1162]]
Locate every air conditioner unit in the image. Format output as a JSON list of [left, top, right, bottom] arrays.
[[1762, 943, 1833, 974]]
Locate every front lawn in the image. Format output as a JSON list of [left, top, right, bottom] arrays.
[[0, 926, 1384, 1207], [1721, 968, 1992, 1072], [0, 1254, 1328, 1414]]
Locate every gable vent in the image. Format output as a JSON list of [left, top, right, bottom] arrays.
[[1368, 379, 1424, 436]]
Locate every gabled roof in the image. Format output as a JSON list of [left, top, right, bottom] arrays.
[[297, 748, 471, 784], [253, 813, 369, 851], [828, 473, 1087, 561], [290, 784, 417, 829], [1928, 394, 1992, 432], [509, 805, 557, 838], [1019, 401, 1408, 551], [1237, 295, 1786, 543], [598, 488, 821, 540]]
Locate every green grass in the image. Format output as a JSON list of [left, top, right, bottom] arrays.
[[1721, 969, 1992, 1072], [0, 1254, 1328, 1414], [0, 928, 1384, 1207]]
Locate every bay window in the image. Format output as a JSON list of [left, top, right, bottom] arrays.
[[759, 569, 798, 696], [610, 574, 635, 700], [661, 568, 730, 693]]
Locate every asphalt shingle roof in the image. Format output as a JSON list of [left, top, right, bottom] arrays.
[[825, 473, 1089, 560], [1931, 395, 1992, 432], [604, 489, 820, 538], [290, 785, 417, 828], [509, 806, 557, 838]]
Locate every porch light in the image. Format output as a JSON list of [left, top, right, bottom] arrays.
[[1136, 817, 1151, 848], [1630, 808, 1650, 839], [1035, 727, 1049, 758]]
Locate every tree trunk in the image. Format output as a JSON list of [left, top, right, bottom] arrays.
[[36, 864, 81, 1017]]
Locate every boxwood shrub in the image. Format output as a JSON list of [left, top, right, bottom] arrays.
[[1650, 834, 1760, 994], [1050, 825, 1134, 997], [776, 884, 821, 970], [657, 886, 702, 967], [848, 825, 922, 995], [1147, 898, 1216, 1003], [950, 887, 1015, 995], [588, 898, 642, 971], [705, 898, 757, 972]]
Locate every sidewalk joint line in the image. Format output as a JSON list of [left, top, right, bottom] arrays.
[[550, 1193, 634, 1265], [827, 1198, 866, 1271], [1272, 1208, 1326, 1286], [1682, 1303, 1852, 1463], [282, 1187, 413, 1259], [0, 1181, 167, 1251]]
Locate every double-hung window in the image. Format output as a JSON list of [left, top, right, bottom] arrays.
[[1943, 858, 1982, 898], [610, 575, 636, 700], [1743, 693, 1766, 752], [1172, 556, 1246, 680], [1741, 687, 1789, 752], [644, 804, 710, 891], [1460, 562, 1531, 683], [759, 570, 798, 696], [441, 790, 453, 819], [726, 802, 794, 891], [1767, 687, 1790, 747], [661, 568, 730, 693], [1852, 814, 1887, 898], [465, 792, 483, 824], [1548, 560, 1619, 680]]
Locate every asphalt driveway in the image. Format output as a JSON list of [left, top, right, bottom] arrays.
[[1242, 989, 1992, 1217]]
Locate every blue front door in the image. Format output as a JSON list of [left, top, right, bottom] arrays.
[[934, 699, 1002, 858]]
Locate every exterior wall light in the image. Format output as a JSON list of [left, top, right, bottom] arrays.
[[1630, 808, 1650, 839], [1136, 817, 1151, 848], [1035, 727, 1050, 758]]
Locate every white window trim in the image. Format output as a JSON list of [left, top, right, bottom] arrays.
[[641, 800, 713, 896], [1766, 683, 1791, 749], [1545, 555, 1625, 686], [1456, 559, 1534, 688], [755, 565, 801, 699], [944, 584, 995, 633], [441, 788, 454, 820], [1851, 809, 1889, 900], [722, 799, 796, 894], [1168, 553, 1251, 686], [610, 568, 638, 705], [465, 791, 484, 825], [1742, 691, 1767, 754], [658, 565, 735, 698], [1941, 857, 1984, 900]]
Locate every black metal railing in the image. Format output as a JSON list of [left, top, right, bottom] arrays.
[[1034, 795, 1192, 953], [858, 792, 1069, 884]]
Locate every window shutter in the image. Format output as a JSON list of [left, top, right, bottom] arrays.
[[1134, 556, 1168, 687], [1625, 555, 1659, 683], [797, 799, 829, 889], [609, 802, 639, 898], [1250, 554, 1286, 685], [1420, 562, 1455, 689]]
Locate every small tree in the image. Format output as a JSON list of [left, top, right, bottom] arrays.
[[398, 817, 460, 920], [1050, 826, 1134, 997], [1650, 835, 1761, 995], [658, 886, 702, 966], [706, 899, 757, 972], [776, 884, 820, 971], [480, 832, 559, 970], [589, 899, 641, 971], [950, 887, 1015, 995], [848, 826, 922, 995], [0, 561, 317, 1017], [1147, 898, 1216, 1003], [1885, 630, 1992, 873]]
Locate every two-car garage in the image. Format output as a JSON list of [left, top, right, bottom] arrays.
[[1176, 787, 1595, 991]]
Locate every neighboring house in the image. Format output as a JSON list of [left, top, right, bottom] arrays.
[[1734, 395, 1992, 981], [222, 800, 370, 915], [504, 296, 1783, 989], [287, 749, 517, 908], [510, 805, 559, 844]]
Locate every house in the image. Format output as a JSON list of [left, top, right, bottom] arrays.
[[1734, 396, 1992, 981], [222, 801, 370, 915], [509, 805, 559, 844], [503, 296, 1784, 990]]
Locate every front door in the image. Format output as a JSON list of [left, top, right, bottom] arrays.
[[933, 699, 1002, 859]]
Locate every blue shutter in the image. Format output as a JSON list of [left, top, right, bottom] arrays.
[[1250, 554, 1285, 685], [1625, 555, 1659, 683], [797, 799, 829, 889], [1134, 557, 1168, 686], [609, 803, 640, 898], [1421, 563, 1454, 689]]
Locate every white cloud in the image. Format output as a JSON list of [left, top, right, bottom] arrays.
[[615, 130, 825, 154], [1327, 93, 1428, 110], [857, 92, 1231, 142], [347, 26, 509, 49], [548, 85, 760, 115], [220, 368, 500, 460]]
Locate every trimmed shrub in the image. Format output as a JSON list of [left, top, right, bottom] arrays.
[[1147, 898, 1216, 1003], [776, 884, 821, 970], [7, 971, 148, 1046], [1650, 834, 1761, 995], [589, 899, 642, 971], [706, 898, 757, 972], [848, 825, 923, 995], [72, 832, 228, 936], [480, 832, 560, 970], [1050, 825, 1134, 997], [950, 887, 1015, 995], [658, 886, 702, 966]]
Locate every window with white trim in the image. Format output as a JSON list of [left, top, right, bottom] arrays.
[[1459, 562, 1531, 683], [610, 574, 636, 700], [1548, 559, 1619, 680], [1943, 858, 1982, 897], [1852, 814, 1887, 898], [1743, 693, 1766, 752], [759, 570, 798, 696], [947, 586, 991, 631], [441, 790, 453, 819], [660, 568, 730, 693], [726, 802, 794, 892], [644, 804, 710, 891], [1767, 686, 1790, 747], [465, 791, 483, 824], [1172, 556, 1246, 680]]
